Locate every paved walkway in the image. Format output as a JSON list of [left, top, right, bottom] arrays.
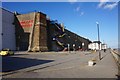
[[2, 49, 118, 78]]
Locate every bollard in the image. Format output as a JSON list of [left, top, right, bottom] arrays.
[[88, 60, 94, 66]]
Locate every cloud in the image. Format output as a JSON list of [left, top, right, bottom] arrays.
[[80, 12, 84, 16], [100, 0, 109, 2], [68, 0, 77, 3], [75, 6, 84, 16], [98, 0, 109, 8], [76, 6, 80, 12], [98, 2, 105, 8], [104, 2, 118, 10], [97, 0, 118, 10]]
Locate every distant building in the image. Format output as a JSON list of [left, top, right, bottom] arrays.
[[101, 44, 107, 50], [88, 41, 102, 50], [0, 8, 16, 50]]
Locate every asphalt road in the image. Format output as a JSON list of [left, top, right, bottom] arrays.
[[1, 50, 118, 78]]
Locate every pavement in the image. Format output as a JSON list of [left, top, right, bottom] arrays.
[[1, 49, 118, 78]]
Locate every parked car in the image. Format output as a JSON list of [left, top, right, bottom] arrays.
[[0, 48, 14, 56]]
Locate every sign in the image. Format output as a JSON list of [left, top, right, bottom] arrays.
[[20, 20, 34, 27]]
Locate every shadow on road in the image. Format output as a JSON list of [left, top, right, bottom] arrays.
[[100, 53, 108, 60], [2, 56, 54, 72]]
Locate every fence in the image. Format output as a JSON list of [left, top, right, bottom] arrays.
[[111, 49, 120, 65]]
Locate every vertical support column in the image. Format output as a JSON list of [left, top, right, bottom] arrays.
[[30, 12, 48, 52], [31, 12, 40, 51], [28, 12, 36, 51]]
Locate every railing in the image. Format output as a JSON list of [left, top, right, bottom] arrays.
[[50, 21, 66, 48], [111, 49, 120, 78], [111, 49, 120, 66]]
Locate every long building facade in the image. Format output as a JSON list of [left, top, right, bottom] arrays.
[[47, 20, 91, 51], [1, 8, 91, 52]]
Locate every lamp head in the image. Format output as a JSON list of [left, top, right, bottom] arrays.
[[96, 22, 99, 24]]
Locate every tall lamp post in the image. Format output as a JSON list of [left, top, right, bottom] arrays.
[[96, 22, 101, 60], [82, 42, 84, 51], [68, 44, 70, 53]]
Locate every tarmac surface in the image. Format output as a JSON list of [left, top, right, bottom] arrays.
[[1, 49, 118, 78]]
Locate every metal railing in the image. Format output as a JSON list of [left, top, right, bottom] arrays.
[[111, 49, 120, 66]]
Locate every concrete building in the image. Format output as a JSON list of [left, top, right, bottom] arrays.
[[47, 20, 91, 51], [0, 8, 2, 50], [15, 12, 48, 51], [0, 8, 16, 50], [1, 8, 91, 52]]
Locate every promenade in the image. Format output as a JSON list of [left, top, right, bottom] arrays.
[[1, 49, 118, 79]]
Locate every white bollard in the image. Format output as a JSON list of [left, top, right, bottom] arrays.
[[88, 60, 94, 66]]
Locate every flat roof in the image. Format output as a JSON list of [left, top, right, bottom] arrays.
[[1, 7, 14, 14]]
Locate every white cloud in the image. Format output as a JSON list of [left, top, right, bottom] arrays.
[[104, 2, 118, 10], [100, 0, 109, 2], [74, 6, 84, 16], [98, 0, 109, 8], [97, 0, 118, 10], [68, 0, 77, 2], [76, 6, 80, 12], [98, 2, 105, 8], [80, 12, 84, 16]]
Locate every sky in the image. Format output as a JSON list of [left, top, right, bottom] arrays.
[[2, 1, 119, 48]]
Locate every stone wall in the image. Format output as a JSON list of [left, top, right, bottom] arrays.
[[15, 12, 48, 51], [47, 20, 91, 51], [15, 11, 91, 52]]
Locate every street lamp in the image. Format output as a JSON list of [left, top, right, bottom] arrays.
[[73, 44, 75, 51], [96, 22, 101, 60], [82, 42, 84, 51], [67, 44, 70, 53], [79, 45, 81, 50]]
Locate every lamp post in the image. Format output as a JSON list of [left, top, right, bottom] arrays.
[[96, 22, 101, 60], [79, 45, 81, 51], [73, 44, 76, 54], [82, 42, 84, 51], [73, 44, 75, 51], [68, 44, 70, 53]]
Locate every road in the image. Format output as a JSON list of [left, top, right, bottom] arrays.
[[1, 49, 118, 78]]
